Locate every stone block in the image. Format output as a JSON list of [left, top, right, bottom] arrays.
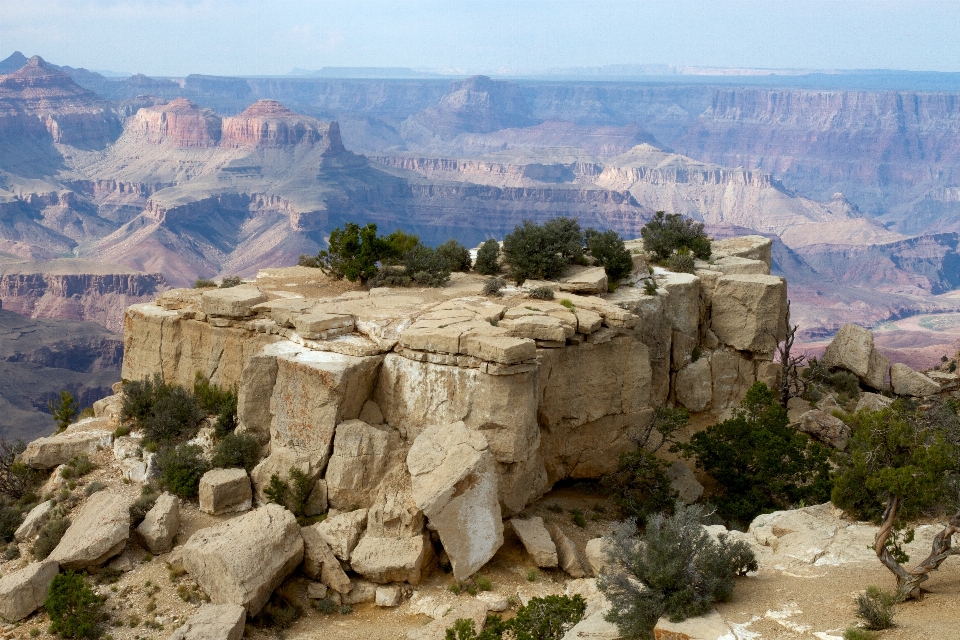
[[511, 517, 558, 568], [349, 533, 432, 585], [50, 491, 133, 570], [199, 468, 252, 515], [891, 363, 940, 397], [14, 500, 53, 542], [315, 509, 368, 561], [137, 492, 180, 554], [711, 274, 786, 356], [822, 324, 890, 391], [169, 603, 246, 640], [201, 286, 268, 318], [20, 430, 113, 469], [0, 560, 58, 622]]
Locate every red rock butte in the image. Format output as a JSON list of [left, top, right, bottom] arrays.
[[133, 97, 222, 148]]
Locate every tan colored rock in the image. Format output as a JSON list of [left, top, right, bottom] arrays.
[[407, 422, 504, 580], [675, 357, 712, 413], [199, 468, 252, 515], [14, 500, 53, 542], [459, 333, 536, 365], [93, 394, 123, 420], [549, 524, 588, 578], [20, 429, 113, 469], [307, 582, 328, 599], [0, 560, 59, 622], [821, 324, 890, 391], [358, 399, 385, 424], [137, 492, 180, 554], [710, 274, 786, 356], [890, 363, 940, 397], [315, 509, 368, 561], [500, 315, 571, 342], [169, 603, 246, 640], [50, 491, 133, 570], [712, 256, 768, 275], [349, 533, 432, 584], [201, 286, 267, 318], [558, 266, 608, 294], [376, 584, 404, 607], [236, 342, 301, 444], [665, 461, 704, 504], [294, 312, 354, 338], [660, 272, 701, 341], [855, 392, 893, 413], [342, 579, 378, 604], [304, 478, 328, 517], [367, 464, 425, 539], [712, 235, 772, 271], [798, 410, 851, 450], [756, 360, 781, 392], [711, 347, 756, 411], [406, 599, 488, 640], [655, 609, 735, 639], [573, 309, 602, 334], [300, 524, 352, 593], [584, 537, 611, 577], [325, 420, 402, 510], [181, 504, 304, 615], [512, 517, 558, 568], [250, 445, 312, 503]]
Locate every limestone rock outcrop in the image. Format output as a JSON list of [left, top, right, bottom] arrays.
[[798, 410, 851, 450], [890, 363, 940, 397], [20, 429, 113, 469], [169, 603, 246, 640], [50, 491, 133, 570], [349, 533, 433, 585], [137, 492, 180, 554], [199, 468, 252, 515], [511, 517, 558, 568], [300, 524, 352, 593], [325, 419, 403, 510], [14, 499, 53, 542], [822, 324, 890, 391], [0, 560, 59, 622]]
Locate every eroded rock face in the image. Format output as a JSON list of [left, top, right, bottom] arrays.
[[169, 603, 246, 640], [798, 410, 851, 450], [181, 504, 304, 615], [407, 422, 503, 580], [137, 492, 180, 554], [822, 323, 890, 391], [325, 420, 403, 510], [890, 363, 940, 397], [50, 491, 133, 570], [300, 525, 352, 593], [20, 429, 113, 469], [710, 274, 787, 357], [0, 560, 58, 622]]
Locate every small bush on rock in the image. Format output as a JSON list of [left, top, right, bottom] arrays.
[[528, 286, 555, 300], [316, 222, 390, 284], [482, 277, 505, 297], [45, 571, 103, 638], [33, 517, 70, 560], [265, 466, 314, 521], [49, 390, 78, 434], [475, 239, 501, 275], [599, 503, 756, 640], [503, 218, 583, 284], [0, 439, 41, 501], [587, 229, 634, 282], [855, 586, 896, 630], [666, 247, 696, 273], [640, 211, 711, 261], [843, 629, 878, 640], [122, 375, 204, 445], [445, 595, 585, 640], [156, 444, 209, 499], [219, 276, 243, 288], [211, 432, 261, 471], [0, 505, 22, 543], [193, 278, 216, 288], [129, 485, 159, 527]]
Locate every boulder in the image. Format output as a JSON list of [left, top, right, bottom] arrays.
[[855, 392, 893, 413], [50, 491, 133, 570], [300, 524, 352, 593], [304, 478, 328, 517], [14, 499, 53, 542], [199, 468, 252, 515], [20, 430, 113, 469], [137, 492, 180, 554], [376, 584, 404, 607], [169, 603, 246, 640], [549, 524, 588, 578], [674, 357, 712, 413], [798, 410, 851, 450], [511, 517, 558, 568], [710, 274, 787, 356], [500, 315, 572, 342], [120, 453, 158, 483], [366, 464, 425, 539], [325, 419, 402, 510], [349, 533, 433, 584], [655, 609, 736, 639], [342, 579, 377, 604], [407, 422, 504, 580], [710, 347, 756, 411], [307, 582, 328, 599], [201, 286, 267, 318], [665, 461, 704, 504], [584, 538, 612, 577], [315, 509, 368, 561], [822, 324, 890, 391], [890, 363, 940, 397], [558, 266, 608, 294], [181, 504, 304, 615], [0, 560, 59, 622], [406, 599, 488, 640]]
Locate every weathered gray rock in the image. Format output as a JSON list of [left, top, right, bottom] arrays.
[[137, 492, 180, 554], [307, 582, 328, 599], [798, 410, 851, 450], [14, 499, 53, 542], [511, 517, 558, 568], [50, 491, 133, 570], [710, 274, 786, 356], [550, 523, 588, 578], [181, 504, 304, 615], [855, 392, 893, 413], [300, 524, 352, 593], [406, 599, 489, 640], [349, 533, 432, 585], [201, 286, 267, 318], [169, 603, 246, 640], [822, 324, 890, 391], [558, 266, 608, 295], [342, 579, 377, 604], [20, 430, 113, 469], [407, 422, 504, 580], [376, 584, 404, 607], [675, 357, 712, 413], [199, 468, 252, 515], [665, 461, 704, 504], [366, 464, 424, 538], [304, 478, 328, 517], [325, 419, 402, 510], [0, 560, 58, 622], [584, 538, 612, 577], [315, 509, 368, 561], [890, 363, 941, 397]]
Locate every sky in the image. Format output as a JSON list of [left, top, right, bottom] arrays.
[[1, 0, 958, 77]]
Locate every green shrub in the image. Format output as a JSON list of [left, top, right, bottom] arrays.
[[316, 222, 391, 284], [112, 425, 131, 439], [33, 517, 70, 560], [599, 503, 755, 639], [314, 598, 337, 614], [264, 467, 314, 519], [528, 286, 555, 300], [570, 509, 587, 528], [0, 439, 41, 500], [297, 254, 319, 268], [193, 373, 237, 437], [4, 544, 20, 560], [643, 280, 658, 295], [482, 277, 505, 297], [503, 218, 583, 284], [211, 433, 261, 471], [122, 375, 204, 445], [640, 211, 711, 261], [0, 505, 22, 543], [436, 239, 473, 272], [475, 239, 501, 275], [219, 276, 243, 288], [384, 229, 421, 261], [193, 278, 216, 288], [129, 486, 159, 526], [156, 444, 209, 499], [83, 481, 106, 497], [681, 382, 833, 525], [49, 390, 78, 433], [828, 370, 861, 399], [855, 586, 896, 630], [445, 595, 585, 640], [588, 229, 634, 282], [403, 244, 451, 287], [61, 455, 97, 480], [46, 571, 103, 638], [666, 247, 696, 273], [254, 592, 301, 630], [843, 628, 879, 640]]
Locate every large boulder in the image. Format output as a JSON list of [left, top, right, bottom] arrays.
[[201, 286, 267, 318], [674, 357, 712, 413], [300, 525, 352, 593], [137, 492, 180, 554], [181, 504, 304, 615], [890, 363, 940, 397], [50, 491, 133, 570], [199, 468, 252, 515], [798, 410, 851, 450], [14, 499, 54, 542], [550, 524, 588, 578], [349, 533, 433, 585], [169, 603, 246, 640], [325, 420, 402, 510], [855, 392, 893, 413], [511, 517, 558, 568], [315, 509, 368, 561], [0, 560, 59, 622], [822, 324, 890, 391], [710, 274, 787, 356], [407, 422, 504, 580], [20, 430, 113, 469], [665, 461, 704, 504]]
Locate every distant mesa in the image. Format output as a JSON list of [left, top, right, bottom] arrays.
[[133, 97, 222, 148]]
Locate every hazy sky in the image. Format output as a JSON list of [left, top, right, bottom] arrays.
[[2, 0, 958, 77]]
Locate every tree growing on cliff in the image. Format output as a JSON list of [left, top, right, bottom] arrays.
[[317, 222, 391, 284], [49, 390, 78, 433], [587, 229, 634, 283], [475, 239, 502, 275], [502, 218, 584, 284], [640, 211, 711, 261], [832, 399, 960, 601]]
